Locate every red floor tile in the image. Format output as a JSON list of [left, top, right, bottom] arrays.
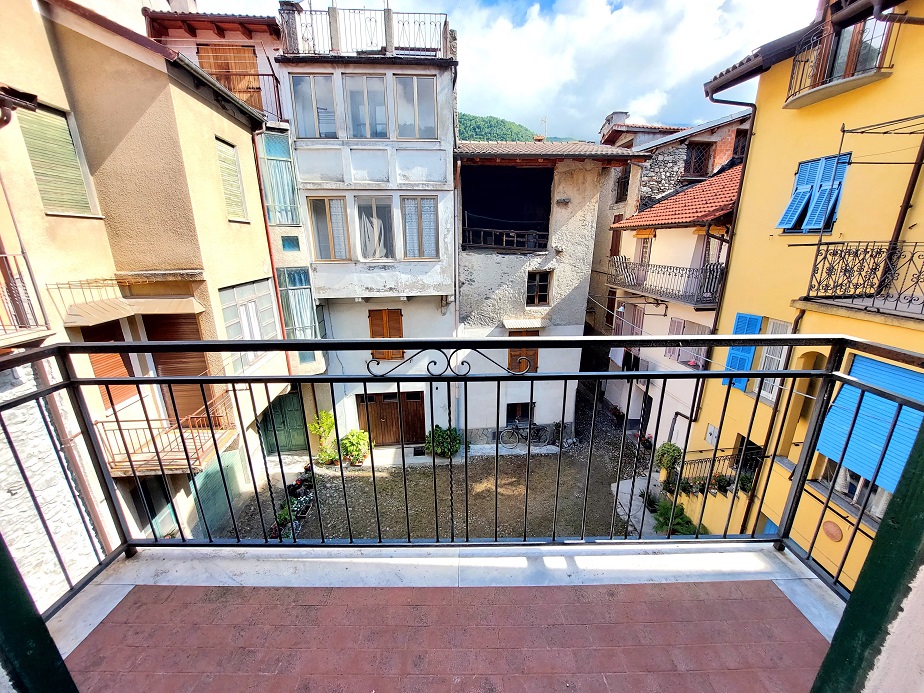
[[66, 581, 829, 692]]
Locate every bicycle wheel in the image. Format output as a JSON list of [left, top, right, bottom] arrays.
[[499, 428, 520, 449], [530, 425, 551, 448]]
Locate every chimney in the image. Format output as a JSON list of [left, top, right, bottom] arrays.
[[533, 134, 546, 142]]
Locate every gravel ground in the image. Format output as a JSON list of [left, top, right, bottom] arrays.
[[232, 384, 651, 542]]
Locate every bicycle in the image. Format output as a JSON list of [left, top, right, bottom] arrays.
[[499, 419, 552, 449]]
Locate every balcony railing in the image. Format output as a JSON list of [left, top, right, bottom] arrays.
[[205, 71, 283, 122], [608, 256, 726, 307], [0, 253, 46, 339], [279, 7, 451, 59], [461, 227, 549, 252], [787, 17, 894, 102], [3, 336, 923, 618], [806, 240, 924, 318]]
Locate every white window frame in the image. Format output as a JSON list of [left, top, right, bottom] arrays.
[[219, 279, 280, 373], [344, 75, 388, 139], [215, 137, 248, 222], [291, 74, 338, 140], [307, 196, 351, 262], [394, 75, 438, 140], [754, 319, 791, 400]]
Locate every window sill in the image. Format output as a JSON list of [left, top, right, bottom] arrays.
[[45, 211, 104, 220], [401, 256, 441, 262], [779, 229, 832, 236], [229, 218, 251, 225], [783, 69, 892, 110]]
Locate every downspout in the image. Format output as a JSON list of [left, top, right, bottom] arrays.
[[874, 1, 924, 25]]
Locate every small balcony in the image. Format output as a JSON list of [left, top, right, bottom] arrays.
[[805, 240, 924, 319], [785, 17, 895, 108], [0, 252, 49, 346], [608, 255, 726, 308], [461, 226, 550, 252], [279, 7, 453, 60]]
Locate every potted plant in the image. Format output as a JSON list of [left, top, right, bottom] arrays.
[[640, 433, 654, 450], [654, 442, 683, 481], [315, 446, 339, 466], [425, 424, 464, 459], [738, 472, 754, 494], [340, 429, 371, 466], [712, 474, 734, 494], [290, 495, 312, 520]]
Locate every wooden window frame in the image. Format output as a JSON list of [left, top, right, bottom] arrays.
[[291, 73, 338, 140], [526, 270, 551, 307], [356, 195, 395, 260], [508, 329, 539, 373], [308, 196, 351, 262], [368, 308, 404, 361], [604, 289, 619, 330], [400, 195, 440, 259], [344, 75, 388, 139], [394, 75, 438, 140]]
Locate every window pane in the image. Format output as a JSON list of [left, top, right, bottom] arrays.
[[281, 235, 300, 251], [366, 77, 387, 138], [856, 19, 884, 73], [376, 197, 394, 259], [420, 197, 438, 257], [314, 76, 337, 138], [416, 78, 436, 138], [310, 199, 332, 259], [345, 76, 367, 138], [265, 159, 299, 225], [292, 76, 317, 138], [358, 196, 393, 259], [402, 197, 420, 257], [831, 25, 855, 79], [329, 198, 349, 259], [395, 76, 416, 138]]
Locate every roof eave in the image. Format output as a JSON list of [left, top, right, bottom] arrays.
[[171, 53, 266, 129]]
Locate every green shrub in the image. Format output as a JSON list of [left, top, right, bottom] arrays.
[[678, 479, 694, 495], [653, 500, 709, 536], [339, 429, 371, 464], [308, 411, 335, 442], [425, 425, 464, 458], [654, 442, 683, 471], [713, 474, 735, 493], [662, 479, 676, 495], [738, 472, 754, 494], [637, 489, 659, 514], [276, 505, 291, 528], [315, 446, 339, 465]]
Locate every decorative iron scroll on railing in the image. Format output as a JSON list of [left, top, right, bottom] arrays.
[[365, 347, 533, 377], [807, 240, 924, 317], [608, 256, 725, 306]]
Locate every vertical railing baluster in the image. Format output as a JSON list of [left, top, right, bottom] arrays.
[[609, 377, 634, 540], [694, 380, 734, 537], [396, 382, 411, 542], [136, 384, 185, 542], [623, 377, 651, 539], [328, 382, 353, 543], [552, 379, 567, 542], [463, 381, 469, 542], [667, 378, 701, 540], [523, 380, 534, 542], [722, 377, 764, 538], [361, 382, 382, 543], [167, 385, 211, 542], [428, 381, 439, 542], [248, 384, 279, 543], [579, 380, 600, 540], [494, 380, 500, 542], [202, 384, 240, 542], [0, 411, 73, 588], [230, 384, 268, 543], [636, 381, 667, 539], [35, 397, 102, 563], [294, 382, 325, 543]]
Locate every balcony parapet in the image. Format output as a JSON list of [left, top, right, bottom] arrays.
[[607, 256, 725, 308]]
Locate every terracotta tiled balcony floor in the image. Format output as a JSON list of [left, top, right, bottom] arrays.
[[66, 581, 829, 692]]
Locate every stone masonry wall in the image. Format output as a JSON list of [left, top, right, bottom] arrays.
[[638, 144, 687, 210], [0, 365, 100, 613]]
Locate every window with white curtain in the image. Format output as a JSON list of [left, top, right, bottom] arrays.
[[219, 279, 279, 373], [277, 267, 318, 364], [357, 196, 394, 260], [401, 196, 438, 258], [308, 197, 349, 260], [755, 319, 791, 399], [259, 133, 299, 225], [344, 76, 387, 138]]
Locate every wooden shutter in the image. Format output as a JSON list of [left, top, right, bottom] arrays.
[[197, 45, 262, 110], [17, 107, 92, 215], [369, 309, 404, 360], [508, 329, 539, 373], [82, 321, 134, 408], [142, 315, 210, 421], [386, 309, 404, 359], [216, 138, 247, 220], [610, 229, 621, 258], [665, 318, 684, 360]]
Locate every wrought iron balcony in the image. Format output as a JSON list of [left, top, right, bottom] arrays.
[[787, 17, 894, 104], [461, 227, 549, 252], [607, 255, 725, 307], [0, 252, 47, 343], [279, 7, 451, 59], [806, 240, 924, 318]]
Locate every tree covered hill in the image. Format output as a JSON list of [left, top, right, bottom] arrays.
[[458, 113, 536, 141]]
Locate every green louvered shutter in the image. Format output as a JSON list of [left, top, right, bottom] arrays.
[[215, 138, 247, 220], [18, 107, 92, 215]]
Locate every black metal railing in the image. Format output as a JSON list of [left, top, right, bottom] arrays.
[[787, 18, 894, 102], [2, 335, 923, 619], [461, 227, 550, 251], [608, 256, 726, 306], [279, 7, 450, 59], [0, 253, 46, 338], [807, 240, 924, 317]]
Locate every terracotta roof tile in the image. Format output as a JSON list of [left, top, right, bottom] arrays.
[[613, 165, 742, 230], [456, 141, 639, 160]]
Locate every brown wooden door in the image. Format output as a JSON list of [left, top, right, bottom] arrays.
[[357, 392, 426, 446], [142, 314, 209, 421]]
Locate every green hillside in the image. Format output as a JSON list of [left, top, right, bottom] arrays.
[[458, 113, 536, 141]]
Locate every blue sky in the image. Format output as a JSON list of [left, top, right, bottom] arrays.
[[198, 0, 818, 139]]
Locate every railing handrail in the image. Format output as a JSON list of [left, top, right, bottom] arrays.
[[607, 255, 726, 306]]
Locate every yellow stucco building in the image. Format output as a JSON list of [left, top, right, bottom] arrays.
[[683, 0, 924, 591]]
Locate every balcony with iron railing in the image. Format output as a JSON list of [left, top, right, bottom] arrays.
[[607, 255, 726, 308], [805, 240, 924, 319], [4, 335, 924, 689], [205, 71, 283, 122], [786, 16, 896, 108], [0, 252, 49, 346], [279, 7, 453, 60]]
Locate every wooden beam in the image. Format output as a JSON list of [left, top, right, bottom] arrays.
[[181, 21, 197, 37], [238, 23, 252, 39], [211, 22, 225, 38], [269, 25, 281, 40]]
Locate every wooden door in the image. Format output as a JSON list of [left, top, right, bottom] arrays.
[[142, 314, 209, 421], [260, 391, 308, 454], [357, 393, 399, 446], [400, 391, 425, 444]]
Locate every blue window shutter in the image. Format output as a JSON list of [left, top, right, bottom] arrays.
[[803, 154, 850, 230], [776, 159, 820, 229], [817, 356, 924, 493], [723, 313, 762, 391]]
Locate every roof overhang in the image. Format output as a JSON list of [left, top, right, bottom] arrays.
[[503, 317, 551, 330], [143, 9, 281, 40], [277, 54, 458, 68], [63, 297, 204, 328]]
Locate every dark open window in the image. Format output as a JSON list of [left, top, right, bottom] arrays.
[[506, 402, 535, 425], [733, 130, 748, 158], [613, 167, 630, 204], [526, 271, 551, 306]]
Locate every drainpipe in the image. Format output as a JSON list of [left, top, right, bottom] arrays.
[[874, 1, 924, 25]]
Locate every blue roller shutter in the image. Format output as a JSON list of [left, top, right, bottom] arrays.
[[723, 313, 762, 391], [816, 355, 924, 493]]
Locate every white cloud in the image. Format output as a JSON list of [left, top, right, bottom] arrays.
[[198, 0, 818, 139]]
